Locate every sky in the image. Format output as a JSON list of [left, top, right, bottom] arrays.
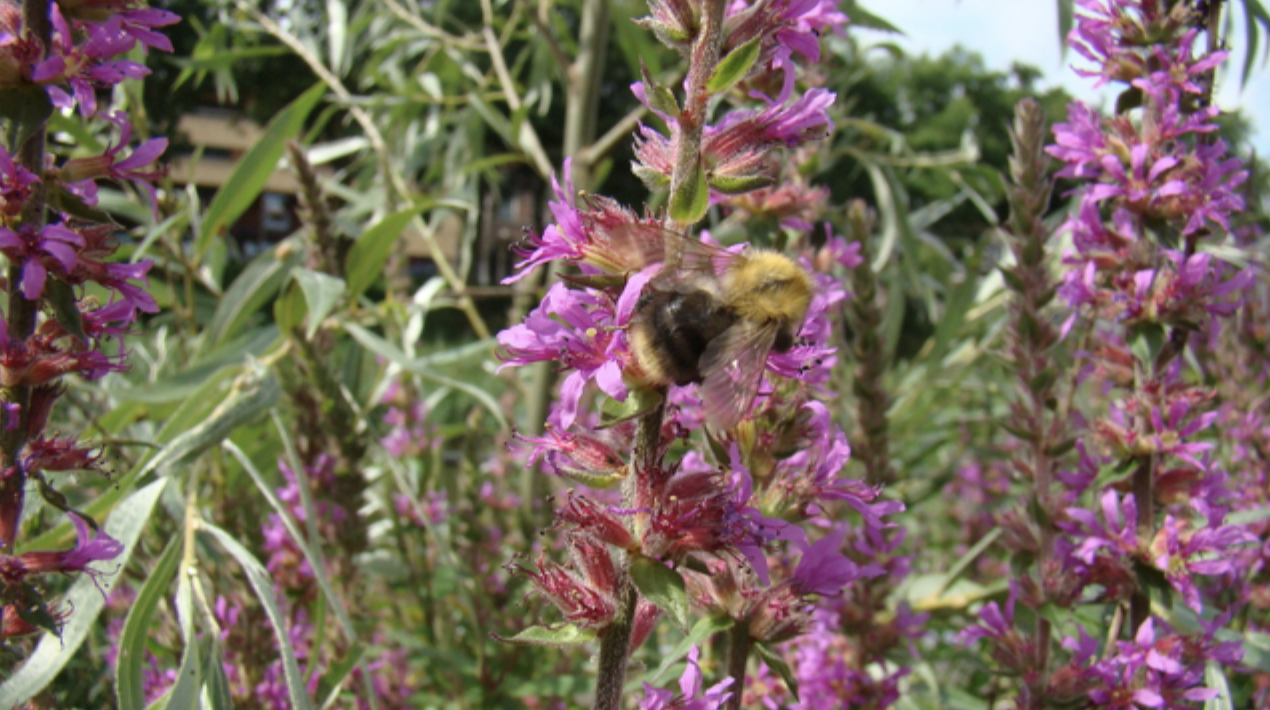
[[854, 0, 1270, 155]]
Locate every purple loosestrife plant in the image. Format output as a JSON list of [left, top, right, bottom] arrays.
[[496, 2, 902, 709], [0, 0, 172, 640], [961, 1, 1261, 707]]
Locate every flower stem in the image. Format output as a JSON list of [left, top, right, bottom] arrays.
[[593, 570, 638, 710], [1129, 455, 1155, 633], [723, 621, 753, 710], [669, 0, 726, 219], [0, 0, 52, 552], [594, 400, 664, 710]]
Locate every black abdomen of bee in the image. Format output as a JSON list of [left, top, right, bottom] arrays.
[[637, 289, 736, 385]]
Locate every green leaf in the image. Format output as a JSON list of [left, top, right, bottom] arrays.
[[224, 438, 360, 647], [315, 643, 366, 709], [49, 182, 117, 224], [202, 522, 316, 710], [0, 85, 53, 152], [707, 37, 762, 95], [846, 4, 902, 32], [116, 537, 182, 710], [45, 278, 87, 342], [1203, 661, 1234, 710], [708, 172, 774, 195], [1243, 630, 1270, 672], [203, 244, 303, 350], [197, 82, 326, 257], [668, 159, 709, 224], [174, 45, 292, 72], [325, 0, 348, 75], [649, 615, 733, 684], [1227, 506, 1270, 526], [557, 467, 624, 489], [343, 323, 506, 430], [345, 206, 426, 301], [1114, 85, 1144, 116], [1093, 458, 1137, 490], [158, 631, 203, 710], [0, 479, 167, 707], [1056, 0, 1074, 55], [754, 642, 799, 700], [599, 385, 663, 428], [274, 280, 307, 335], [925, 239, 981, 365], [134, 365, 280, 480], [640, 61, 680, 118], [292, 268, 346, 340], [202, 643, 235, 710], [630, 557, 689, 630], [1240, 0, 1270, 85], [492, 624, 597, 647]]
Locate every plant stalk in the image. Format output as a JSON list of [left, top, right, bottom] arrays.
[[722, 622, 753, 710]]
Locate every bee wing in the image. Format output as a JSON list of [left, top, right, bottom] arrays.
[[608, 222, 671, 271], [697, 321, 779, 431]]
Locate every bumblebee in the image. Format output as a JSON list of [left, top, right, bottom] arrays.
[[629, 238, 814, 431]]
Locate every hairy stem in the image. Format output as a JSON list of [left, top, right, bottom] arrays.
[[722, 622, 753, 710], [669, 0, 726, 219], [0, 0, 52, 552], [594, 401, 664, 710]]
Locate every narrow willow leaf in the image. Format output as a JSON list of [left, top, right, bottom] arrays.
[[0, 479, 167, 708], [202, 522, 316, 710], [224, 440, 358, 643], [316, 643, 366, 710], [292, 268, 346, 340], [116, 537, 182, 710], [203, 245, 303, 350], [708, 172, 774, 195], [1203, 661, 1234, 710], [345, 205, 428, 301], [158, 632, 203, 710], [343, 323, 506, 429], [198, 82, 326, 256], [275, 280, 307, 335], [140, 368, 281, 478], [202, 643, 235, 710]]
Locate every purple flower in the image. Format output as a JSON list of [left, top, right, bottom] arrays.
[[789, 527, 863, 596], [503, 159, 673, 283], [1151, 504, 1257, 612], [61, 111, 167, 216], [1048, 102, 1111, 180], [11, 512, 123, 593], [640, 645, 733, 710], [0, 223, 84, 299], [1132, 30, 1228, 96], [497, 283, 631, 429], [1062, 489, 1141, 566]]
